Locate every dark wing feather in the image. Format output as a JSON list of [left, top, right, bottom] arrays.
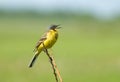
[[33, 32, 47, 52]]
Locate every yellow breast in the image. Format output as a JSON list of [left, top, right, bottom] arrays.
[[43, 29, 58, 49]]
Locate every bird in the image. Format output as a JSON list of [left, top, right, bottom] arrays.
[[29, 24, 61, 68]]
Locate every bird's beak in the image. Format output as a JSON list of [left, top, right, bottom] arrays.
[[56, 25, 61, 29]]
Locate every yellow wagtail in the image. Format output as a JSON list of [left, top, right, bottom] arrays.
[[29, 24, 61, 67]]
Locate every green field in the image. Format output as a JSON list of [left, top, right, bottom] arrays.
[[0, 15, 120, 82]]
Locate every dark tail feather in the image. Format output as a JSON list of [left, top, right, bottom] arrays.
[[29, 52, 39, 68]]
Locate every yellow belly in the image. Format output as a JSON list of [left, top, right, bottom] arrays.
[[38, 30, 58, 51], [44, 36, 57, 48]]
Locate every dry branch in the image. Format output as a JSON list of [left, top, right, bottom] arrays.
[[42, 43, 63, 82]]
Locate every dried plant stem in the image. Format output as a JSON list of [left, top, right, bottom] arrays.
[[42, 43, 62, 82], [51, 55, 63, 82]]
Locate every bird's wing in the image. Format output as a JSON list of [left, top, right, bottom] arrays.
[[33, 32, 47, 52]]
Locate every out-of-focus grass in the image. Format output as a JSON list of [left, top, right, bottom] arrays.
[[0, 16, 120, 82]]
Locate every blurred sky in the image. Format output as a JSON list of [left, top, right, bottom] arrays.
[[0, 0, 120, 19]]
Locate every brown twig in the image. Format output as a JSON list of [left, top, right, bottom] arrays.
[[51, 55, 63, 82], [42, 43, 63, 82]]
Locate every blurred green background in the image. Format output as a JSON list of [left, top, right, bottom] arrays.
[[0, 0, 120, 82]]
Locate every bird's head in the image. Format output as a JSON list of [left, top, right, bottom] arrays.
[[49, 24, 61, 30]]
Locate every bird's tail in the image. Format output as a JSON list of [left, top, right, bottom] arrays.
[[29, 50, 41, 68]]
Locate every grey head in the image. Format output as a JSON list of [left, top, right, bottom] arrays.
[[49, 24, 61, 30]]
